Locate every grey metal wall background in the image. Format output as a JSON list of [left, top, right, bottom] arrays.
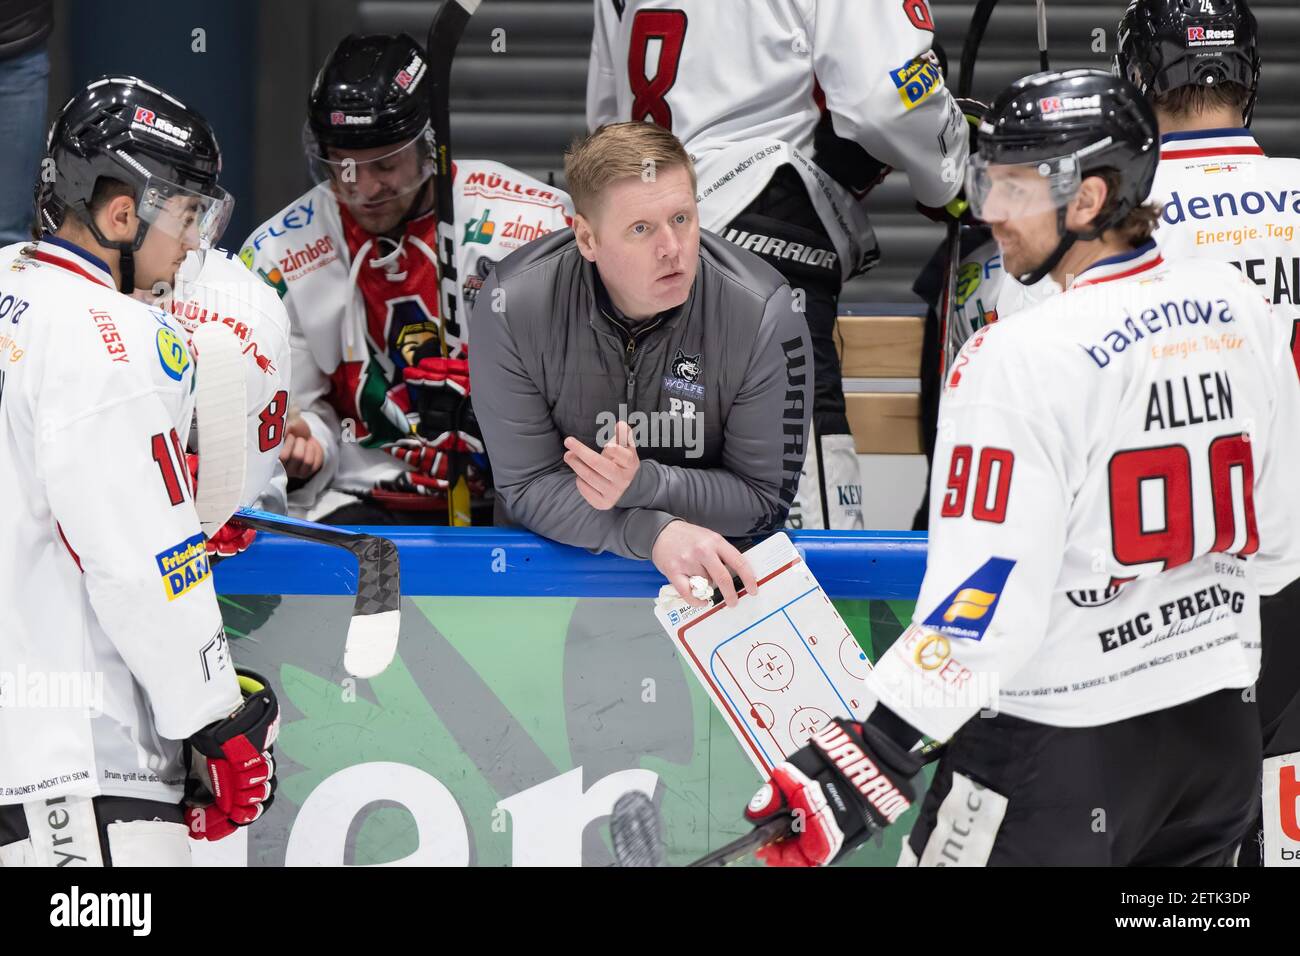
[[263, 0, 1300, 303]]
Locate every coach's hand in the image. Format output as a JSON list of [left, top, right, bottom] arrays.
[[563, 420, 640, 510], [651, 520, 759, 609], [279, 415, 324, 480]]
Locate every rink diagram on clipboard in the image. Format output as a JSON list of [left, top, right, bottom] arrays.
[[673, 572, 872, 775]]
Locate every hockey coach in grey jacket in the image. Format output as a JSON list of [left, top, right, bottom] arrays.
[[469, 122, 813, 605]]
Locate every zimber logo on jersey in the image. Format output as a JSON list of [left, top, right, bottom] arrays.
[[156, 533, 211, 601], [889, 55, 943, 111], [921, 558, 1017, 641]]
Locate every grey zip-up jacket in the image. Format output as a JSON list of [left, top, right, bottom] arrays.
[[469, 229, 813, 560]]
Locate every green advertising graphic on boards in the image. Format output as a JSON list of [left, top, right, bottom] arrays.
[[206, 594, 922, 867]]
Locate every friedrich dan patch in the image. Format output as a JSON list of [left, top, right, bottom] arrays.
[[156, 533, 210, 600], [890, 55, 943, 110], [922, 558, 1016, 640]]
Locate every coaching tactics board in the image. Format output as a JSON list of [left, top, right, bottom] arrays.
[[654, 533, 872, 778]]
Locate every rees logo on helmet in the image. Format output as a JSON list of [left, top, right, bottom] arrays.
[[131, 106, 191, 144]]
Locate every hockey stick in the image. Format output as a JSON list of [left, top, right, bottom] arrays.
[[608, 789, 792, 867], [688, 819, 792, 867], [1037, 1, 1051, 72], [938, 0, 1054, 375], [937, 0, 1000, 379], [233, 508, 401, 679], [191, 322, 247, 537], [610, 732, 948, 867], [427, 0, 481, 527]]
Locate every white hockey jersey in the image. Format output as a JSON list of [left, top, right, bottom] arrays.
[[587, 0, 968, 281], [165, 247, 292, 510], [1151, 127, 1300, 378], [240, 161, 573, 520], [0, 238, 241, 806], [867, 242, 1300, 740]]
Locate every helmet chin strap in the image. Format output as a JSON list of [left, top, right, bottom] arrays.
[[1017, 207, 1078, 286], [1016, 206, 1110, 286], [117, 248, 136, 296], [76, 208, 143, 294]]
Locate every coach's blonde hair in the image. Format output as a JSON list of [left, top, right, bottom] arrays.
[[563, 121, 697, 218]]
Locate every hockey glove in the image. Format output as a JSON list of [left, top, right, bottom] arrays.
[[186, 453, 257, 558], [401, 352, 484, 454], [377, 448, 489, 497], [744, 718, 920, 867], [955, 97, 989, 151], [185, 669, 279, 842], [386, 350, 486, 495]]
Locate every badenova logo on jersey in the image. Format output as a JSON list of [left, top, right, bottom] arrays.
[[50, 886, 151, 936], [1080, 296, 1235, 369]]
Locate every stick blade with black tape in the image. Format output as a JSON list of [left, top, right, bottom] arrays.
[[235, 509, 401, 678]]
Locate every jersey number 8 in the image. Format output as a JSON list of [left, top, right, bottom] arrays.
[[628, 9, 688, 130]]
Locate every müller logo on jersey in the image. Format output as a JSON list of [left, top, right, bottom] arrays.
[[170, 298, 253, 342], [131, 106, 190, 145], [155, 532, 210, 601], [463, 171, 564, 205]]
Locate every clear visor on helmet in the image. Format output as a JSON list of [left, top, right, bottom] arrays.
[[136, 177, 234, 249], [965, 153, 1084, 223], [303, 122, 435, 211]]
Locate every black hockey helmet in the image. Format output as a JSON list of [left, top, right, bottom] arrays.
[[303, 33, 436, 216], [307, 33, 431, 150], [1115, 0, 1261, 125], [39, 75, 232, 292], [967, 69, 1159, 284]]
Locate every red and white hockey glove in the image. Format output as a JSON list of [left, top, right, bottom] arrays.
[[744, 718, 920, 867], [185, 669, 280, 842], [383, 354, 486, 495], [186, 453, 257, 557], [400, 354, 484, 454], [206, 521, 257, 558]]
